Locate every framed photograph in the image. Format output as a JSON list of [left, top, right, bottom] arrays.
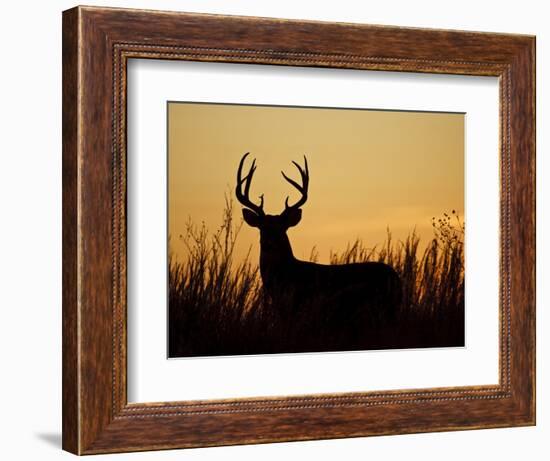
[[62, 6, 535, 455]]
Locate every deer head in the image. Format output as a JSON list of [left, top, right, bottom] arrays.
[[236, 152, 309, 254]]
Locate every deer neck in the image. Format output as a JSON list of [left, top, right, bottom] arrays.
[[259, 234, 295, 285]]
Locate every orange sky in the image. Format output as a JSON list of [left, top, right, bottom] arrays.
[[168, 102, 464, 265]]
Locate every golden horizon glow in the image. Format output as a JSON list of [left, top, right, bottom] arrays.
[[168, 102, 464, 265]]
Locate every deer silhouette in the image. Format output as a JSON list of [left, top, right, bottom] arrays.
[[236, 152, 401, 335]]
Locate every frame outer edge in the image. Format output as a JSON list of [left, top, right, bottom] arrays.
[[531, 36, 537, 425], [76, 5, 119, 453], [62, 6, 81, 455], [504, 36, 536, 424], [528, 35, 536, 425]]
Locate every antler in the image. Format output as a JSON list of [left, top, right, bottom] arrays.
[[282, 155, 309, 211], [236, 152, 265, 216]]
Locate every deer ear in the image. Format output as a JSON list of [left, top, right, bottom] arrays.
[[242, 209, 261, 227], [284, 208, 302, 227]]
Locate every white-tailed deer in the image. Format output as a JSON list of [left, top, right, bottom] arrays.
[[236, 152, 401, 332]]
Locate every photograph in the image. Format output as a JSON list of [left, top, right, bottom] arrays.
[[167, 101, 466, 358]]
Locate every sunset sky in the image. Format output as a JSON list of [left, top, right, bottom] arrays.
[[168, 102, 464, 265]]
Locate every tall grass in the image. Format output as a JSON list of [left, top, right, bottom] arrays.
[[168, 201, 464, 357]]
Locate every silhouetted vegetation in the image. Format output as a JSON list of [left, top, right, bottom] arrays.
[[168, 200, 464, 357]]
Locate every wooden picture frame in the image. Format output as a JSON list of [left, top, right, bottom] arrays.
[[62, 5, 535, 455]]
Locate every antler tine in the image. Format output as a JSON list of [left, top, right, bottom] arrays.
[[282, 155, 310, 211], [243, 159, 256, 198], [236, 153, 265, 216]]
